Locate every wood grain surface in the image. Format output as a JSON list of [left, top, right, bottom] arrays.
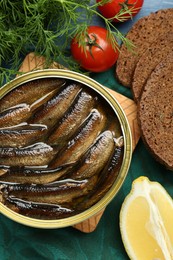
[[19, 52, 140, 232]]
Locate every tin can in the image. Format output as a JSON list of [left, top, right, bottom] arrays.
[[0, 69, 132, 228]]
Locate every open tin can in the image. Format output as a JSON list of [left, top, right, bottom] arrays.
[[0, 69, 132, 228]]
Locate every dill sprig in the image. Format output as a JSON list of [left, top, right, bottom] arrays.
[[0, 0, 134, 87]]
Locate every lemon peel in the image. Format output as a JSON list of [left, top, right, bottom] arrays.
[[120, 176, 173, 260]]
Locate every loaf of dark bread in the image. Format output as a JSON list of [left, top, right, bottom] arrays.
[[115, 8, 173, 88], [132, 33, 173, 102], [138, 52, 173, 170]]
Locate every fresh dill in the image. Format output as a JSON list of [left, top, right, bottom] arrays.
[[0, 0, 134, 86]]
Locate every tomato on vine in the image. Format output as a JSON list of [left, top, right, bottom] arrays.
[[71, 26, 119, 72], [97, 0, 144, 22]]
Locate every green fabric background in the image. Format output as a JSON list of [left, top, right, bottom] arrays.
[[0, 1, 173, 259]]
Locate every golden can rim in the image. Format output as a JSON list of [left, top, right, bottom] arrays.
[[0, 69, 132, 229]]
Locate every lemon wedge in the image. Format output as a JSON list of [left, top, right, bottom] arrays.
[[120, 176, 173, 260]]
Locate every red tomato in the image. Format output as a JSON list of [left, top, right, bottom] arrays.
[[97, 0, 144, 22], [71, 26, 119, 72]]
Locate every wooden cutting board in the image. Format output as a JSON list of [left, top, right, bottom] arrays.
[[19, 52, 140, 233]]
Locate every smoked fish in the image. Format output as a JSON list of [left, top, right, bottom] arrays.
[[0, 143, 57, 166], [0, 78, 65, 112], [0, 123, 47, 147]]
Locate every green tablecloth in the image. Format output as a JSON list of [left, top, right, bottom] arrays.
[[0, 1, 173, 259]]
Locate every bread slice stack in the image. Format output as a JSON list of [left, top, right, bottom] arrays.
[[138, 52, 173, 170], [132, 33, 173, 102], [116, 8, 173, 170]]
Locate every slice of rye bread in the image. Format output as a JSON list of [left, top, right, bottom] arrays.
[[138, 52, 173, 170], [115, 8, 173, 88], [132, 33, 173, 102]]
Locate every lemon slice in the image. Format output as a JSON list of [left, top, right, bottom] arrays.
[[120, 176, 173, 260]]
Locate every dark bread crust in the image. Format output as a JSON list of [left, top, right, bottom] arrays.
[[138, 52, 173, 170], [115, 8, 173, 88], [132, 33, 173, 102]]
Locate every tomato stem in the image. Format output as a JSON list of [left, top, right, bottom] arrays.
[[86, 33, 103, 59], [119, 0, 134, 8], [119, 0, 134, 20]]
